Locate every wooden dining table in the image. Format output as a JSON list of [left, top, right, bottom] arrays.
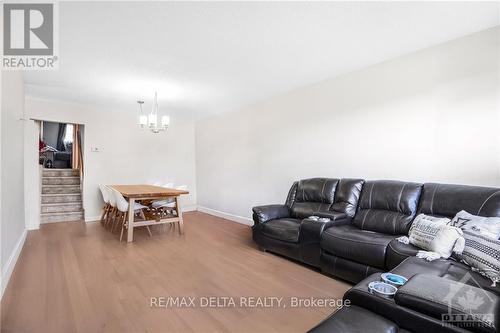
[[109, 185, 189, 242]]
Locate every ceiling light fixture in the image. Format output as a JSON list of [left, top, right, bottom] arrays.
[[137, 92, 170, 133]]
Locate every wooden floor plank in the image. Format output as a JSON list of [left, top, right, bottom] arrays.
[[1, 212, 350, 333]]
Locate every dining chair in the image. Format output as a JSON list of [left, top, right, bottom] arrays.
[[99, 185, 111, 224], [155, 185, 187, 222], [142, 182, 172, 212], [112, 189, 152, 242], [151, 183, 174, 209], [105, 186, 118, 229]]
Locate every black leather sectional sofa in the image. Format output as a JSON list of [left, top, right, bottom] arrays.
[[252, 178, 500, 333]]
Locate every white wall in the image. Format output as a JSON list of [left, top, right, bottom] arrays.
[[25, 98, 197, 224], [1, 71, 27, 296], [196, 27, 500, 220], [23, 120, 41, 230]]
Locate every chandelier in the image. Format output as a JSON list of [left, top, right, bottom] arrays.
[[137, 92, 170, 133]]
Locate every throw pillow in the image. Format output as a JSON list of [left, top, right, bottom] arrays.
[[409, 215, 464, 259], [413, 214, 451, 225], [454, 230, 500, 285], [449, 210, 500, 240]]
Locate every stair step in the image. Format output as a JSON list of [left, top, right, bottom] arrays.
[[42, 185, 81, 194], [42, 176, 80, 185], [41, 202, 83, 213], [41, 193, 82, 204], [42, 169, 79, 177], [41, 211, 84, 224]]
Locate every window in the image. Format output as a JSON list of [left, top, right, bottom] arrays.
[[64, 124, 74, 144]]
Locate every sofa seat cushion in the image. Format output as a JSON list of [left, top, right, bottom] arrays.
[[307, 305, 409, 333], [395, 274, 499, 333], [321, 252, 383, 284], [385, 239, 419, 270], [321, 225, 396, 268], [391, 257, 500, 296], [261, 218, 301, 243]]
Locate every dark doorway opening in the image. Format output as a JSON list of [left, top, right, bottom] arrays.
[[39, 121, 83, 169]]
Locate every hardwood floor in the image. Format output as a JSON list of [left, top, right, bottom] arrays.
[[1, 212, 350, 333]]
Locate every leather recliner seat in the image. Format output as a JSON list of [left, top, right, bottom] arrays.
[[252, 178, 364, 267], [320, 180, 422, 283]]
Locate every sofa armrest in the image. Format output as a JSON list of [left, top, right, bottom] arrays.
[[298, 217, 352, 267], [252, 204, 290, 225], [395, 274, 498, 332], [312, 211, 347, 221], [385, 239, 420, 270], [301, 217, 352, 243]]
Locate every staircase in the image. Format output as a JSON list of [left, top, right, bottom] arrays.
[[41, 169, 84, 223]]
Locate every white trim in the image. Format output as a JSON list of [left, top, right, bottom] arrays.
[[1, 229, 27, 299], [197, 206, 253, 226], [85, 215, 102, 222], [183, 205, 198, 212]]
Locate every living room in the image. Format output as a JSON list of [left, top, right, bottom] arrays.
[[1, 2, 499, 333]]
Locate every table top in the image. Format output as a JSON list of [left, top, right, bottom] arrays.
[[109, 185, 189, 198]]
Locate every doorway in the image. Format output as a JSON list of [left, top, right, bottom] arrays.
[[38, 121, 85, 224]]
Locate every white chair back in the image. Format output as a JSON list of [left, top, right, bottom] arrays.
[[107, 187, 117, 207], [163, 183, 174, 188], [175, 186, 187, 206], [99, 185, 109, 203], [113, 189, 129, 213]]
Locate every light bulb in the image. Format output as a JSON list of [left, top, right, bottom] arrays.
[[161, 115, 170, 128], [148, 114, 157, 127]]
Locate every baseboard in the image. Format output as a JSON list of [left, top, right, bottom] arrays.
[[85, 215, 101, 222], [183, 205, 197, 212], [197, 206, 253, 226], [1, 229, 27, 299]]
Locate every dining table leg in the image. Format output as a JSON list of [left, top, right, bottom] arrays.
[[127, 198, 135, 242], [175, 196, 184, 235]]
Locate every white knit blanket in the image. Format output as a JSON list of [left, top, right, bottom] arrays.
[[396, 236, 459, 262]]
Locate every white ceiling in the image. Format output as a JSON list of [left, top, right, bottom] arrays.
[[24, 1, 500, 120]]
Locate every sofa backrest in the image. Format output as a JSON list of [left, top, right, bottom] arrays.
[[418, 183, 500, 218], [353, 180, 422, 235], [286, 178, 339, 219], [285, 181, 299, 208], [330, 179, 365, 217]]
